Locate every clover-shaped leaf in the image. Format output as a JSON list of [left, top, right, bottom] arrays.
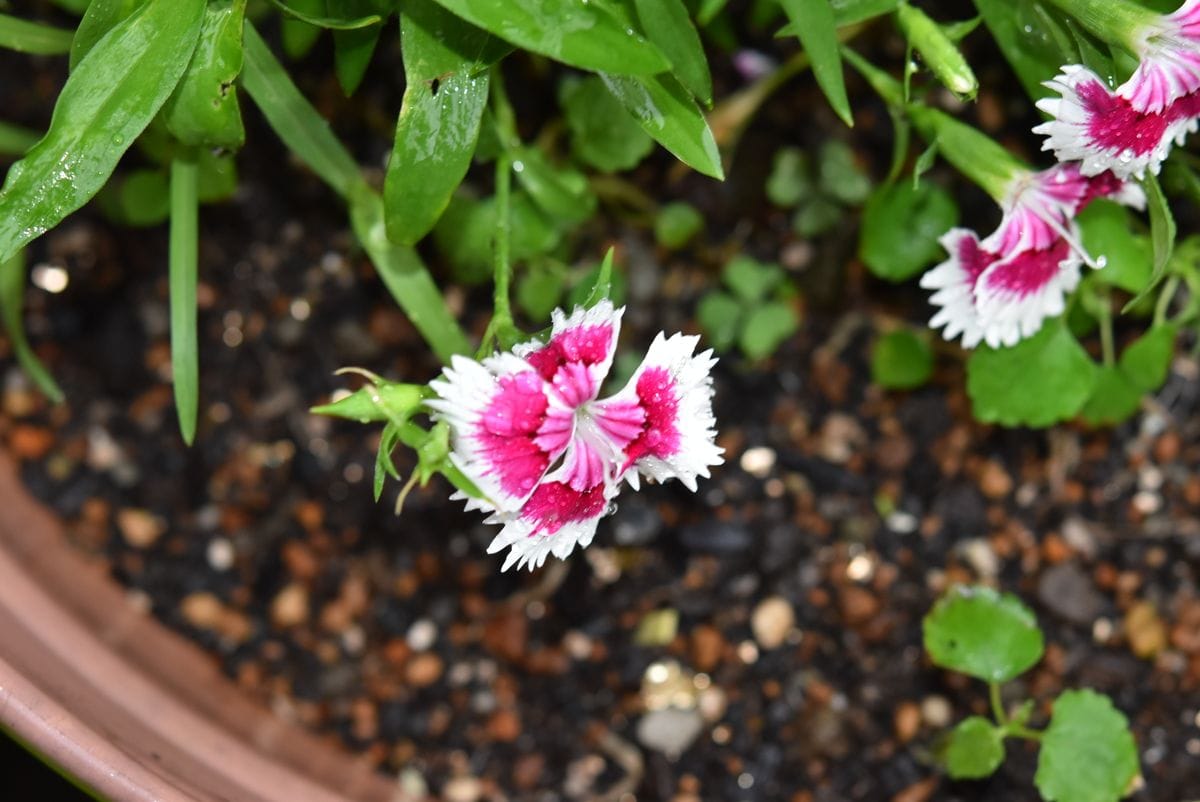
[[942, 716, 1005, 780], [1035, 690, 1139, 802], [923, 585, 1044, 683]]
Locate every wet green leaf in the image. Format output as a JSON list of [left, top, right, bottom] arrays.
[[428, 0, 669, 74], [633, 0, 712, 103], [1035, 690, 1139, 802], [599, 72, 724, 179], [859, 180, 958, 282], [0, 13, 74, 55], [1129, 172, 1176, 309], [973, 0, 1076, 101], [516, 263, 566, 322], [163, 0, 247, 150], [924, 584, 1044, 683], [0, 0, 205, 264], [871, 330, 934, 389], [740, 301, 799, 359], [570, 249, 626, 310], [942, 716, 1005, 780], [513, 146, 597, 227], [271, 0, 382, 30], [654, 202, 703, 250], [279, 0, 322, 57], [966, 319, 1098, 427], [384, 0, 496, 245], [433, 191, 560, 284], [71, 0, 144, 70], [696, 291, 742, 352], [779, 0, 853, 126], [829, 0, 899, 25], [560, 75, 654, 173]]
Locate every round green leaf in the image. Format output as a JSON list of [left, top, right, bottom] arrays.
[[1035, 690, 1139, 802], [942, 716, 1005, 780], [696, 291, 742, 352], [1078, 201, 1151, 295], [966, 319, 1098, 428], [859, 180, 958, 282], [739, 301, 799, 360], [765, 147, 812, 208], [871, 330, 934, 389], [923, 585, 1044, 683], [1119, 324, 1176, 392], [1079, 366, 1142, 426], [818, 140, 872, 205], [722, 256, 784, 304], [560, 76, 654, 173], [654, 202, 704, 250]]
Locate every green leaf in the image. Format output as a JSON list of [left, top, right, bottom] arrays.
[[311, 381, 428, 423], [1078, 200, 1151, 295], [0, 121, 40, 157], [973, 0, 1069, 101], [599, 72, 724, 180], [1079, 365, 1142, 426], [70, 0, 145, 71], [97, 168, 170, 226], [696, 291, 742, 352], [1126, 171, 1176, 310], [829, 0, 900, 25], [923, 584, 1045, 683], [330, 0, 388, 95], [0, 0, 206, 264], [818, 140, 872, 204], [723, 255, 784, 304], [654, 202, 704, 250], [1120, 324, 1176, 392], [942, 716, 1005, 780], [568, 251, 627, 309], [740, 301, 799, 360], [0, 251, 64, 402], [163, 0, 247, 150], [197, 150, 238, 202], [792, 197, 843, 237], [169, 155, 199, 445], [871, 330, 934, 389], [269, 0, 383, 29], [513, 146, 597, 227], [859, 180, 958, 282], [1035, 690, 1139, 802], [349, 188, 473, 362], [778, 0, 853, 127], [966, 319, 1098, 428], [433, 191, 560, 284], [766, 147, 812, 207], [560, 75, 654, 173], [384, 0, 495, 244], [633, 0, 713, 103], [241, 23, 363, 196], [428, 0, 669, 74], [516, 263, 566, 322], [0, 13, 75, 55], [278, 0, 322, 58]]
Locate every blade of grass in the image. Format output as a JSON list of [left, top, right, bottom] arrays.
[[0, 13, 74, 55], [0, 250, 64, 402], [169, 154, 199, 444]]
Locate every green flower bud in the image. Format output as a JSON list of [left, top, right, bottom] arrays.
[[896, 3, 979, 99]]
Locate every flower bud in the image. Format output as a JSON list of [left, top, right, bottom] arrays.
[[896, 3, 979, 99]]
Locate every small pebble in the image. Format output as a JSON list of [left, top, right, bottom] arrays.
[[751, 596, 795, 650], [894, 701, 921, 743], [180, 592, 223, 630], [637, 707, 705, 758], [117, 508, 165, 549], [978, 460, 1013, 499], [1038, 563, 1105, 625], [1125, 601, 1168, 659], [920, 695, 952, 728], [270, 583, 309, 628], [406, 618, 437, 651], [206, 537, 235, 571], [406, 652, 444, 687], [442, 776, 483, 802]]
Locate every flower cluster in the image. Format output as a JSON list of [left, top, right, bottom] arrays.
[[1037, 0, 1200, 180], [922, 163, 1144, 348], [428, 301, 722, 571]]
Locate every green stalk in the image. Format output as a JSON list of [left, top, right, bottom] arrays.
[[169, 153, 200, 444], [1098, 287, 1116, 367], [0, 250, 63, 402], [241, 22, 470, 363], [485, 66, 520, 351], [1039, 0, 1156, 53]]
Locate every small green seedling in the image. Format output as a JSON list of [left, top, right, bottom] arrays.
[[697, 255, 799, 360], [870, 329, 934, 389], [766, 140, 872, 238], [923, 585, 1140, 802]]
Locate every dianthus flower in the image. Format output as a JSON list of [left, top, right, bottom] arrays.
[[428, 301, 722, 571], [921, 163, 1144, 348], [1036, 0, 1200, 178]]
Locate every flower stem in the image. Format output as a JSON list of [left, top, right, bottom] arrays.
[[1040, 0, 1155, 53], [989, 682, 1008, 726], [1099, 288, 1116, 366], [490, 67, 517, 339], [1155, 274, 1181, 326]]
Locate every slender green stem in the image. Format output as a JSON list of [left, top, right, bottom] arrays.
[[988, 682, 1008, 726], [169, 152, 200, 444], [1155, 274, 1181, 326], [0, 250, 63, 402], [488, 66, 518, 344], [1098, 288, 1116, 367], [1004, 722, 1045, 742]]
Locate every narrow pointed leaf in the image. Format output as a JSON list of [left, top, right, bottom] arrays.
[[0, 251, 64, 402], [384, 0, 497, 244], [0, 0, 205, 264], [0, 13, 74, 55], [70, 0, 145, 71], [169, 155, 199, 444], [599, 72, 724, 179], [778, 0, 853, 126], [330, 0, 389, 95], [428, 0, 669, 75], [633, 0, 713, 103]]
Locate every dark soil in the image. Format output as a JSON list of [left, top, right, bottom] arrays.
[[3, 8, 1200, 802]]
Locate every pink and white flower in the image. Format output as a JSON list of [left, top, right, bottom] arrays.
[[920, 164, 1144, 348], [428, 301, 722, 571], [1035, 1, 1200, 179]]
